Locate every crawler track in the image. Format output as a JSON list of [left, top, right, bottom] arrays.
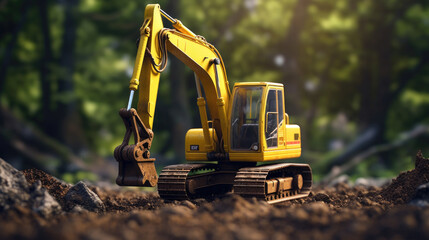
[[158, 163, 216, 200], [234, 163, 312, 204], [158, 162, 312, 204]]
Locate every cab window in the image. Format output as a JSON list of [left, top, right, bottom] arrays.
[[230, 87, 262, 151], [265, 89, 278, 148]]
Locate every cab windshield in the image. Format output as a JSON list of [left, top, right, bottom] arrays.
[[230, 87, 262, 151]]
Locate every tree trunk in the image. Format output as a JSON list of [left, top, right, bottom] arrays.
[[38, 0, 54, 133], [0, 0, 30, 97], [54, 0, 86, 154], [278, 0, 311, 116]]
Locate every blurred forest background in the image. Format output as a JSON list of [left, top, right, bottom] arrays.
[[1, 0, 428, 184]]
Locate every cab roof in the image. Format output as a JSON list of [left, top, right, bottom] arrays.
[[233, 82, 284, 88]]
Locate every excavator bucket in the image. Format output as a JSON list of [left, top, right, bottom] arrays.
[[114, 108, 158, 187]]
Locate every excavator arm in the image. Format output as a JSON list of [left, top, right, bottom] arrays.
[[114, 4, 231, 187]]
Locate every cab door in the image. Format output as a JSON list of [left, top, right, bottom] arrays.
[[230, 86, 263, 152], [264, 88, 285, 149]]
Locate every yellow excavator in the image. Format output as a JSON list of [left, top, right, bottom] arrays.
[[114, 4, 312, 204]]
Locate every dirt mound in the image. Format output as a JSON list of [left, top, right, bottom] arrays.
[[381, 151, 429, 204], [297, 184, 392, 209], [22, 168, 164, 212], [22, 169, 71, 208]]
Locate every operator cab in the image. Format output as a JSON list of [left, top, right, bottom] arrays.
[[185, 82, 301, 162], [228, 82, 301, 162]]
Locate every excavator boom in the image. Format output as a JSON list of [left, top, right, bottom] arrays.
[[115, 4, 231, 186], [132, 5, 230, 147]]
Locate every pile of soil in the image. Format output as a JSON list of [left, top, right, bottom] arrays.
[[381, 151, 429, 204], [1, 152, 428, 240], [22, 168, 163, 212], [22, 169, 71, 208]]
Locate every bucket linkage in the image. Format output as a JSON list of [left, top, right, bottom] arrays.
[[114, 108, 158, 187]]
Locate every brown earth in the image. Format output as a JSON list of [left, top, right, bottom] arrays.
[[1, 152, 429, 240]]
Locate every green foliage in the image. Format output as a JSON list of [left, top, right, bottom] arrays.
[[62, 171, 98, 184]]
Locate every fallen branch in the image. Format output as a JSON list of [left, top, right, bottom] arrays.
[[0, 105, 87, 173], [321, 124, 429, 184]]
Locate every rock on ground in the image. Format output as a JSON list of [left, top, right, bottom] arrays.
[[64, 181, 105, 212], [0, 158, 62, 216], [0, 158, 30, 211], [409, 182, 429, 207], [29, 180, 62, 216]]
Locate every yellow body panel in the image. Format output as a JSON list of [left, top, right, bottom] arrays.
[[228, 148, 301, 162], [185, 128, 217, 161], [285, 124, 301, 149]]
